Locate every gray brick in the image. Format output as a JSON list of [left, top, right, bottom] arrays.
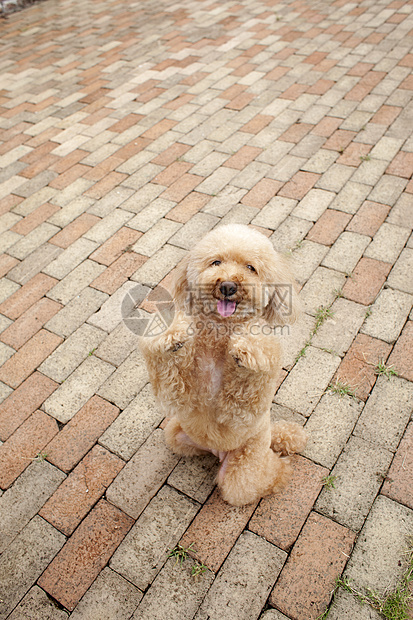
[[196, 167, 238, 195], [351, 159, 388, 186], [100, 384, 163, 460], [169, 212, 218, 250], [291, 240, 329, 286], [95, 321, 141, 366], [131, 219, 182, 257], [255, 140, 292, 166], [48, 196, 95, 227], [0, 277, 20, 304], [97, 348, 148, 409], [0, 460, 66, 554], [344, 496, 413, 593], [45, 287, 108, 337], [0, 516, 65, 620], [270, 216, 313, 254], [330, 182, 371, 214], [7, 586, 69, 620], [131, 244, 187, 288], [315, 436, 393, 531], [43, 356, 115, 423], [300, 267, 347, 316], [7, 222, 61, 260], [268, 155, 306, 183], [195, 531, 286, 620], [69, 568, 142, 620], [43, 238, 98, 279], [303, 392, 363, 468], [0, 342, 14, 365], [353, 376, 413, 451], [387, 248, 413, 294], [367, 174, 407, 206], [275, 346, 341, 416], [312, 297, 367, 356], [88, 280, 136, 333], [87, 187, 135, 217], [106, 429, 180, 519], [302, 149, 338, 174], [369, 137, 405, 161], [8, 243, 62, 285], [328, 589, 382, 620], [110, 485, 199, 590], [0, 230, 22, 253], [47, 259, 105, 305], [167, 453, 218, 503], [250, 197, 296, 230], [387, 193, 413, 229], [84, 208, 133, 244], [316, 164, 354, 193], [38, 323, 106, 383], [364, 222, 410, 263], [361, 288, 412, 343], [128, 198, 175, 233], [292, 189, 335, 221], [322, 231, 370, 273]]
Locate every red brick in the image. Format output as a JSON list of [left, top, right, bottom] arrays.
[[249, 456, 328, 550], [11, 202, 60, 235], [225, 92, 255, 110], [241, 178, 282, 208], [90, 252, 147, 294], [0, 297, 62, 350], [278, 171, 319, 200], [110, 113, 144, 133], [223, 145, 262, 170], [324, 129, 357, 151], [371, 105, 402, 126], [0, 254, 19, 278], [84, 171, 128, 199], [337, 142, 372, 166], [269, 512, 355, 620], [382, 421, 413, 509], [280, 123, 313, 143], [387, 320, 413, 382], [346, 200, 390, 236], [239, 114, 273, 134], [279, 83, 308, 100], [399, 53, 413, 67], [386, 151, 413, 178], [311, 117, 342, 137], [0, 329, 63, 389], [50, 149, 88, 174], [0, 410, 59, 489], [90, 226, 142, 266], [48, 164, 91, 189], [151, 143, 191, 166], [165, 192, 211, 223], [0, 273, 57, 320], [345, 71, 386, 101], [153, 161, 193, 186], [45, 395, 119, 472], [0, 372, 58, 441], [49, 213, 100, 248], [40, 445, 124, 535], [307, 79, 335, 95], [141, 119, 177, 140], [20, 153, 59, 179], [306, 209, 351, 245], [335, 333, 392, 401], [161, 173, 203, 202], [38, 499, 133, 611], [343, 257, 391, 305], [180, 487, 257, 572], [0, 194, 23, 217], [347, 62, 374, 76]]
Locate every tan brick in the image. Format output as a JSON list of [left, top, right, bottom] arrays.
[[382, 421, 413, 509], [84, 171, 127, 199], [152, 161, 193, 186], [0, 273, 57, 319], [387, 320, 413, 382], [240, 114, 273, 134], [0, 254, 19, 278], [0, 329, 63, 388], [0, 297, 62, 350], [38, 499, 133, 611], [0, 410, 59, 489], [387, 151, 413, 178], [179, 487, 258, 573], [335, 333, 392, 401], [249, 456, 328, 551], [45, 395, 119, 472], [40, 444, 124, 535], [269, 512, 355, 620]]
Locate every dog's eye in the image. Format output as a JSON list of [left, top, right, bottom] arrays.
[[211, 260, 221, 267], [246, 264, 256, 272]]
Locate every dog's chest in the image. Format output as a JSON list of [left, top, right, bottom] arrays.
[[196, 353, 224, 398]]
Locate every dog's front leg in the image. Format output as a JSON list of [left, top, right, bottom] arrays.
[[229, 333, 281, 373]]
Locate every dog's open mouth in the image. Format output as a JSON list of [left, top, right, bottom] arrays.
[[217, 299, 237, 317]]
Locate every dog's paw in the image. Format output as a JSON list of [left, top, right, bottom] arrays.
[[271, 421, 307, 455], [229, 335, 271, 372]]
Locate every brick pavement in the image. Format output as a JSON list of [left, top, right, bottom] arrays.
[[0, 0, 412, 617]]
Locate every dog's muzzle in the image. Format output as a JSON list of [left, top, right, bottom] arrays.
[[217, 280, 238, 317]]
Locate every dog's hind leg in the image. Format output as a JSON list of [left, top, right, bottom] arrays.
[[271, 420, 307, 456], [164, 417, 210, 456]]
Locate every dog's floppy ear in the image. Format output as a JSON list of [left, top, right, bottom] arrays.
[[171, 253, 191, 310], [261, 252, 301, 326]]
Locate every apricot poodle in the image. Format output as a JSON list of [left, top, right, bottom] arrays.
[[140, 224, 307, 506]]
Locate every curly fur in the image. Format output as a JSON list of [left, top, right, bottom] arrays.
[[140, 224, 307, 506]]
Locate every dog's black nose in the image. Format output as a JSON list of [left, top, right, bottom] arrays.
[[220, 281, 237, 297]]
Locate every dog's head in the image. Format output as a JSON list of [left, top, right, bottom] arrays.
[[172, 224, 300, 326]]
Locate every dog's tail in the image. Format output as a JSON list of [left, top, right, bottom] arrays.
[[271, 420, 307, 456]]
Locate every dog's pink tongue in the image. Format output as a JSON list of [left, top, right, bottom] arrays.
[[217, 300, 236, 317]]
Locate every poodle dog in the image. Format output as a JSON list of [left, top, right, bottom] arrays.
[[140, 224, 307, 506]]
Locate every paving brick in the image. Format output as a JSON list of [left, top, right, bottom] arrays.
[[0, 410, 59, 489], [300, 266, 347, 316], [180, 487, 258, 573], [91, 252, 147, 295], [278, 171, 319, 200], [388, 192, 413, 229], [69, 568, 142, 620], [49, 213, 100, 248], [344, 496, 413, 594], [106, 429, 180, 519], [40, 444, 124, 535], [343, 257, 392, 305], [0, 516, 65, 620], [45, 395, 119, 473], [292, 189, 335, 222], [47, 259, 105, 305], [382, 420, 413, 510], [0, 329, 62, 389], [8, 243, 62, 285], [0, 296, 61, 350], [353, 376, 413, 452], [270, 215, 312, 254], [7, 585, 70, 620], [7, 222, 60, 260], [322, 231, 370, 274], [368, 174, 407, 206], [131, 218, 182, 257], [364, 221, 410, 264], [306, 209, 352, 246], [316, 436, 393, 531], [361, 288, 412, 344], [249, 456, 328, 550], [346, 200, 390, 236], [275, 346, 341, 416], [387, 320, 413, 382], [168, 212, 218, 250], [312, 297, 367, 356], [97, 348, 148, 409], [10, 202, 60, 236], [110, 485, 199, 590], [0, 272, 56, 319], [269, 512, 355, 620], [132, 556, 213, 620], [45, 286, 108, 338], [90, 226, 142, 265], [168, 453, 218, 504], [196, 532, 286, 620], [387, 248, 413, 295], [165, 192, 210, 224], [38, 499, 133, 611]]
